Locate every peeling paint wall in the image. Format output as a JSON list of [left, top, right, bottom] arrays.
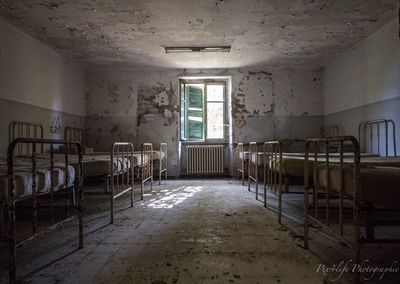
[[0, 18, 86, 157], [86, 66, 322, 176], [232, 67, 323, 143]]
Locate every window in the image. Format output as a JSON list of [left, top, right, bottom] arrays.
[[180, 80, 226, 141]]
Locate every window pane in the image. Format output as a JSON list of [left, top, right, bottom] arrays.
[[207, 102, 224, 139], [207, 85, 224, 101]]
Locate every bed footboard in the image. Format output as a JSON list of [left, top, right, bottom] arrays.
[[7, 138, 83, 284], [263, 141, 283, 224], [109, 142, 135, 224], [141, 143, 153, 193], [159, 143, 168, 185], [247, 142, 258, 196], [304, 136, 360, 283]]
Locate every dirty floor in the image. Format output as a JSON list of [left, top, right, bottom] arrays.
[[0, 179, 326, 283]]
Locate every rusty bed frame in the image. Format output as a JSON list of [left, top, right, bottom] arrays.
[[158, 143, 168, 185], [302, 124, 399, 283], [109, 142, 136, 224], [9, 121, 44, 155], [358, 119, 397, 156], [304, 136, 361, 282], [141, 143, 153, 194], [260, 119, 397, 224], [6, 138, 83, 283], [321, 124, 339, 137], [236, 143, 246, 185], [247, 142, 259, 194], [64, 126, 85, 149]]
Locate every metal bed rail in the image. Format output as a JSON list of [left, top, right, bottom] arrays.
[[237, 143, 245, 185], [304, 136, 360, 283], [358, 119, 397, 156], [109, 142, 135, 224], [158, 143, 168, 185], [247, 142, 259, 196], [263, 141, 283, 224], [9, 121, 44, 155], [141, 143, 153, 193], [7, 138, 83, 284], [321, 124, 339, 137], [64, 126, 85, 146]]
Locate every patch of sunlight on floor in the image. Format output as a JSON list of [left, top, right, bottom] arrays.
[[147, 186, 203, 209]]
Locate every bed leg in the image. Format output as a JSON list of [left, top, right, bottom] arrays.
[[159, 160, 161, 186], [365, 202, 375, 241], [71, 186, 76, 207], [0, 205, 4, 235], [141, 179, 144, 201], [304, 186, 309, 249], [353, 202, 361, 284], [104, 175, 109, 194], [284, 174, 289, 193], [255, 170, 259, 200]]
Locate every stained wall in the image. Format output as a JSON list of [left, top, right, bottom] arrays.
[[86, 67, 323, 176]]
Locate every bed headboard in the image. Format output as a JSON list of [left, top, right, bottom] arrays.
[[8, 121, 44, 155], [64, 126, 85, 146], [358, 119, 397, 156], [321, 125, 339, 137]]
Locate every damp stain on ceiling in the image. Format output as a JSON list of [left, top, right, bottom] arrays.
[[0, 0, 397, 69]]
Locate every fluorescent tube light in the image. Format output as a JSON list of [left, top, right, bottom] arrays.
[[165, 46, 231, 53]]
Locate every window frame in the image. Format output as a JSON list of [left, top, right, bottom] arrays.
[[179, 79, 227, 143]]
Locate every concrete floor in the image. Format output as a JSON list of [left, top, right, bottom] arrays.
[[1, 179, 326, 283]]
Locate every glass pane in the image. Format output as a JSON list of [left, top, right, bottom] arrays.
[[207, 85, 224, 101], [207, 102, 224, 139]]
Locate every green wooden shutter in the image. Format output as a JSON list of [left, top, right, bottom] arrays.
[[186, 85, 204, 140]]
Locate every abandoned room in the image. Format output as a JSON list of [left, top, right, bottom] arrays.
[[0, 0, 399, 283]]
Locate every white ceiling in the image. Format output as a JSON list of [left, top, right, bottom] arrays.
[[0, 0, 397, 69]]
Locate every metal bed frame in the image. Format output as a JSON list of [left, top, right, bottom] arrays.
[[6, 138, 83, 283], [321, 124, 339, 137], [247, 142, 258, 195], [9, 121, 44, 155], [237, 143, 246, 185], [304, 135, 400, 283], [158, 143, 168, 185], [64, 126, 85, 149], [304, 136, 360, 282], [263, 141, 283, 224], [109, 142, 136, 224], [358, 119, 397, 156], [141, 143, 153, 193]]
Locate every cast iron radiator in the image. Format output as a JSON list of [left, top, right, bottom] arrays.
[[186, 145, 224, 175]]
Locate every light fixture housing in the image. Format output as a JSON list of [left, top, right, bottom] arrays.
[[164, 46, 231, 53]]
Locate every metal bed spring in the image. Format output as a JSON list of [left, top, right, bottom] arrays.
[[263, 141, 283, 224], [358, 119, 397, 156], [247, 142, 259, 195], [141, 143, 153, 193], [304, 136, 361, 283], [109, 142, 136, 224], [158, 143, 168, 185], [237, 143, 245, 185], [9, 121, 44, 155], [7, 138, 83, 284]]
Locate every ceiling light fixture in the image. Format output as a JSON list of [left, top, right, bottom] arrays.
[[164, 46, 231, 53]]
